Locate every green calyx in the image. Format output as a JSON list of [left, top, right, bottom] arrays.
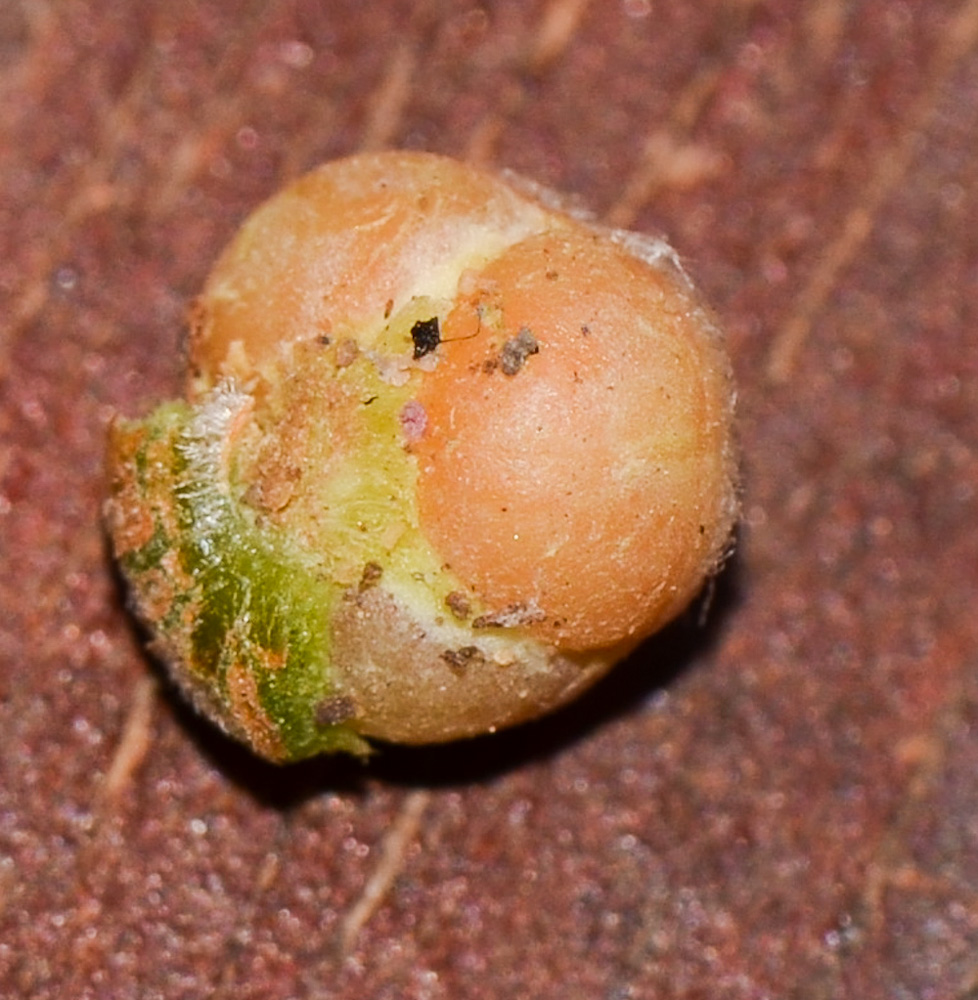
[[105, 296, 485, 762], [108, 387, 368, 762]]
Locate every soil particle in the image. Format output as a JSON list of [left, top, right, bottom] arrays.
[[440, 645, 487, 673], [500, 328, 539, 375]]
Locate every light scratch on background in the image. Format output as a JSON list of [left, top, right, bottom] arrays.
[[338, 789, 431, 956], [766, 0, 978, 383]]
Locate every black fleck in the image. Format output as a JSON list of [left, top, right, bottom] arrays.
[[411, 317, 441, 359]]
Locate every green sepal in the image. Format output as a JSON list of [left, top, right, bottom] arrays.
[[106, 386, 369, 762]]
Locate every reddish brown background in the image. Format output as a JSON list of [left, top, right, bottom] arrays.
[[3, 1, 978, 997]]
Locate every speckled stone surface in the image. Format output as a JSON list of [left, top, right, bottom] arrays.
[[3, 1, 978, 997]]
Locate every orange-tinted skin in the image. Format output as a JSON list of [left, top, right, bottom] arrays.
[[188, 153, 558, 390], [413, 230, 733, 650], [191, 151, 737, 656]]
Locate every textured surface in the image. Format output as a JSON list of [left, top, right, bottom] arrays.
[[3, 1, 978, 997]]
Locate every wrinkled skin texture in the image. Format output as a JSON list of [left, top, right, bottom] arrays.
[[105, 151, 738, 761]]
